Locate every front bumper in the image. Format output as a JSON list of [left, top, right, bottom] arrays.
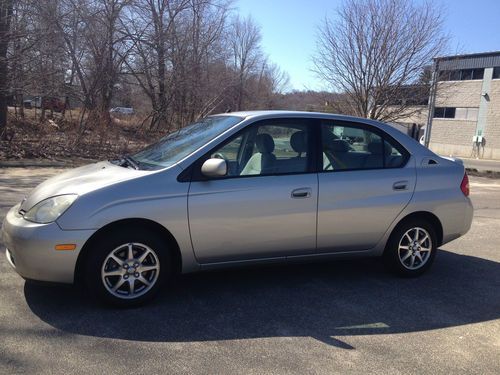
[[2, 204, 95, 284]]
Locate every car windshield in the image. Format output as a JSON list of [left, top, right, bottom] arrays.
[[131, 115, 243, 170]]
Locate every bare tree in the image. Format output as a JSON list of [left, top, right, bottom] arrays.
[[261, 62, 290, 96], [23, 0, 69, 121], [312, 0, 448, 122], [1, 0, 288, 146], [229, 14, 262, 111], [47, 0, 94, 111], [123, 0, 189, 130], [40, 0, 132, 130], [244, 61, 290, 109], [171, 0, 231, 123], [0, 0, 14, 138], [96, 0, 132, 127]]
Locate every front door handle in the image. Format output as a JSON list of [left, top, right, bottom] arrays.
[[291, 187, 312, 198], [393, 181, 408, 191]]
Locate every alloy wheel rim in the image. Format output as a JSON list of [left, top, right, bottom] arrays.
[[101, 242, 160, 299], [397, 227, 432, 270]]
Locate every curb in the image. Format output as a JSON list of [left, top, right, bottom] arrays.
[[466, 168, 500, 179]]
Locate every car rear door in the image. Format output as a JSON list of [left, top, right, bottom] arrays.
[[188, 118, 319, 263], [317, 120, 416, 253]]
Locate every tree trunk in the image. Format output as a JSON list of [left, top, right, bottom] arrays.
[[18, 93, 24, 118], [0, 0, 14, 139]]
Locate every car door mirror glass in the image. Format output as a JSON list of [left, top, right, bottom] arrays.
[[201, 158, 227, 178]]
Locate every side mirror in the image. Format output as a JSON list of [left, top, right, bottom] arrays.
[[201, 158, 227, 178]]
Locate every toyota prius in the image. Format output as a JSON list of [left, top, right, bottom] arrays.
[[2, 111, 473, 306]]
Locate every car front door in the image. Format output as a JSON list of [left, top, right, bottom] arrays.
[[317, 120, 416, 253], [188, 119, 318, 264]]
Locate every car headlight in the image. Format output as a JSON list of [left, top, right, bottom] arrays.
[[23, 194, 78, 224]]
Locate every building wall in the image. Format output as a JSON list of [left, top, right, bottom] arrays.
[[428, 73, 500, 159], [434, 81, 482, 107], [392, 106, 428, 125], [429, 81, 482, 157], [380, 53, 500, 159], [486, 80, 500, 152], [430, 120, 478, 157]]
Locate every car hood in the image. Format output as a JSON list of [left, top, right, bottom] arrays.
[[20, 161, 148, 212]]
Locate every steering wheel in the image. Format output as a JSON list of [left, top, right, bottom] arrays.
[[213, 152, 228, 162]]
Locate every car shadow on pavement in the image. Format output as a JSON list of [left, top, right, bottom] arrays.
[[24, 250, 500, 349]]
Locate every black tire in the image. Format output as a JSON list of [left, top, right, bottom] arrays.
[[84, 227, 171, 307], [384, 218, 438, 277]]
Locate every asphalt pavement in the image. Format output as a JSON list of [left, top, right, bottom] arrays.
[[0, 167, 499, 374]]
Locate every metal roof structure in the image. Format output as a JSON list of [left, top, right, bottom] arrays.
[[436, 51, 500, 70]]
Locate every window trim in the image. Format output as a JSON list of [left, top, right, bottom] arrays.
[[472, 68, 484, 80], [317, 120, 411, 174], [433, 107, 456, 119], [439, 68, 485, 81], [433, 106, 481, 121], [493, 67, 500, 80], [180, 117, 319, 182], [178, 117, 411, 182]]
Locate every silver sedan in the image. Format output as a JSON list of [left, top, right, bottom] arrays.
[[2, 111, 473, 306]]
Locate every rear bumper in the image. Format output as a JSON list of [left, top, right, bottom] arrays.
[[2, 204, 95, 284], [442, 197, 474, 245], [463, 198, 474, 234]]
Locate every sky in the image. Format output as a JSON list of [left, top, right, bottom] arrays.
[[236, 0, 500, 91]]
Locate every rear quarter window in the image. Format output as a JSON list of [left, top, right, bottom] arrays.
[[321, 120, 409, 171]]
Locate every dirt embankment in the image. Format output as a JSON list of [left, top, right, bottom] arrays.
[[1, 109, 162, 161]]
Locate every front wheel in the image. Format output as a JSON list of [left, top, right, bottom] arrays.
[[84, 229, 170, 306], [384, 219, 437, 277]]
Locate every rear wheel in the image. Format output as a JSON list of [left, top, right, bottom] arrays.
[[384, 219, 437, 277], [84, 228, 170, 306]]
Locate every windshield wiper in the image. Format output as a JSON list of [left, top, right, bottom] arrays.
[[121, 155, 139, 170]]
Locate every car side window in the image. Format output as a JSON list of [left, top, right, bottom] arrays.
[[383, 140, 405, 168], [322, 122, 406, 171], [210, 134, 244, 176], [209, 121, 311, 177]]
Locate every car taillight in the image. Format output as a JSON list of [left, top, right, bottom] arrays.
[[460, 173, 470, 197]]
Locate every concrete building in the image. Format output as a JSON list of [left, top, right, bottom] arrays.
[[427, 51, 500, 159]]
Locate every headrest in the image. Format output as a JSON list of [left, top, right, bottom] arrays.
[[367, 141, 391, 156], [290, 131, 307, 153], [330, 139, 350, 153], [256, 133, 275, 153]]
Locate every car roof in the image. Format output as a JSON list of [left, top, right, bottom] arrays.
[[214, 110, 397, 134], [215, 110, 393, 127], [216, 110, 354, 120]]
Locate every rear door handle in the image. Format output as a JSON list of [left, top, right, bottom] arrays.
[[393, 181, 408, 191], [291, 187, 312, 198]]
